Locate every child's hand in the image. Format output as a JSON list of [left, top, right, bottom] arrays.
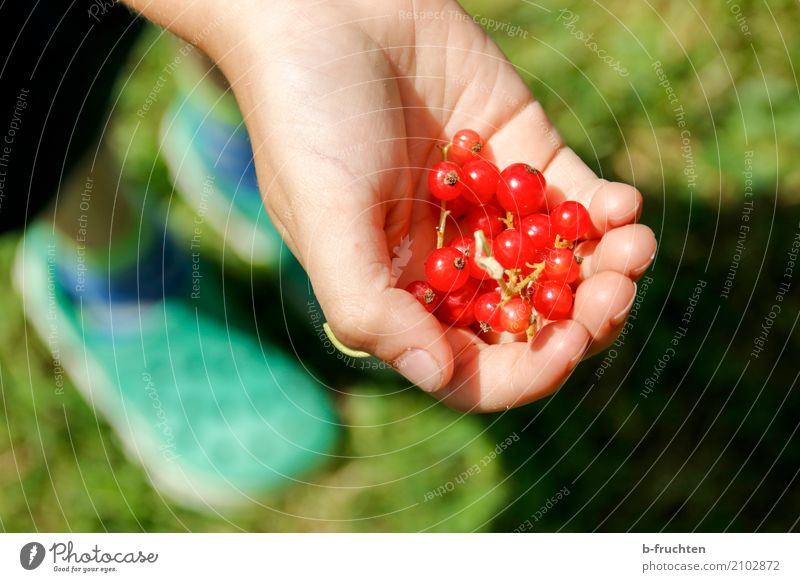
[[190, 0, 656, 410]]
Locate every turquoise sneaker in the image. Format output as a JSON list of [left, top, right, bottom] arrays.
[[159, 55, 280, 268], [14, 223, 339, 509]]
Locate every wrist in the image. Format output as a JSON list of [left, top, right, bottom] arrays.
[[121, 0, 262, 63]]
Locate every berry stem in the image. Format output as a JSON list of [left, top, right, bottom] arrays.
[[440, 142, 452, 162], [526, 315, 540, 340], [435, 142, 453, 248], [554, 234, 574, 249], [475, 228, 492, 257], [498, 271, 520, 303], [512, 261, 546, 296], [436, 199, 449, 249], [473, 230, 512, 297], [499, 211, 515, 229]]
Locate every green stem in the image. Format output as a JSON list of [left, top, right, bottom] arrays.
[[436, 199, 449, 249], [475, 229, 492, 257], [435, 142, 453, 247], [511, 261, 546, 296], [323, 323, 370, 358], [526, 315, 540, 340], [441, 142, 452, 162], [554, 234, 574, 249], [472, 230, 515, 299], [499, 211, 515, 229]]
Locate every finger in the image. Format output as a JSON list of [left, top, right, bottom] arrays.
[[430, 320, 591, 412], [482, 110, 642, 236], [542, 147, 643, 234], [477, 100, 565, 171], [576, 224, 657, 281], [572, 271, 636, 357], [421, 10, 642, 236], [303, 199, 454, 393]]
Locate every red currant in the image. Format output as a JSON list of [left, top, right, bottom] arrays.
[[450, 236, 488, 279], [495, 163, 547, 217], [480, 279, 502, 295], [474, 291, 503, 332], [520, 213, 553, 252], [533, 281, 573, 320], [449, 129, 483, 165], [461, 159, 499, 204], [405, 280, 440, 313], [493, 229, 535, 270], [428, 161, 465, 201], [436, 279, 480, 327], [550, 200, 591, 241], [500, 297, 533, 334], [543, 248, 580, 285], [460, 204, 505, 238], [425, 246, 469, 292], [447, 194, 470, 219]]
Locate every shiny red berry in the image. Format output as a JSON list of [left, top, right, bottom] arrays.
[[460, 204, 505, 238], [428, 161, 465, 201], [493, 229, 535, 270], [449, 129, 484, 165], [479, 279, 502, 295], [520, 213, 553, 252], [425, 246, 469, 292], [474, 291, 503, 332], [461, 159, 499, 204], [495, 163, 547, 217], [436, 279, 480, 327], [550, 200, 591, 241], [450, 236, 488, 279], [405, 280, 440, 313], [543, 248, 580, 284], [500, 297, 533, 334], [447, 194, 470, 219], [533, 281, 573, 320]]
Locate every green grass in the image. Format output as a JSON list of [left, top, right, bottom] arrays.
[[0, 230, 509, 531], [2, 0, 799, 532]]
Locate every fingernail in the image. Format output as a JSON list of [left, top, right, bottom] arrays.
[[607, 208, 631, 227], [568, 336, 592, 369], [611, 283, 637, 326], [607, 188, 641, 226], [630, 248, 657, 278], [630, 262, 651, 278], [394, 349, 442, 393], [605, 200, 633, 226]]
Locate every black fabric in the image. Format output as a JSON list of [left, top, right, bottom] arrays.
[[0, 0, 142, 232]]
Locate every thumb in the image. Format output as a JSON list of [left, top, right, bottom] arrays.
[[301, 203, 454, 393]]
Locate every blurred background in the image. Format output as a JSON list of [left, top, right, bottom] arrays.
[[1, 0, 798, 531]]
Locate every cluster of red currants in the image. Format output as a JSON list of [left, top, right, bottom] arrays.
[[405, 129, 592, 338]]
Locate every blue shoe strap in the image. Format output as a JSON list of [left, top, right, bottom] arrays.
[[177, 91, 260, 192], [57, 231, 190, 305]]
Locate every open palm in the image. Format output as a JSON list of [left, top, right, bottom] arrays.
[[219, 0, 656, 411]]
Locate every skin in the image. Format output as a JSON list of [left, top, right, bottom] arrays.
[[124, 0, 657, 411]]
